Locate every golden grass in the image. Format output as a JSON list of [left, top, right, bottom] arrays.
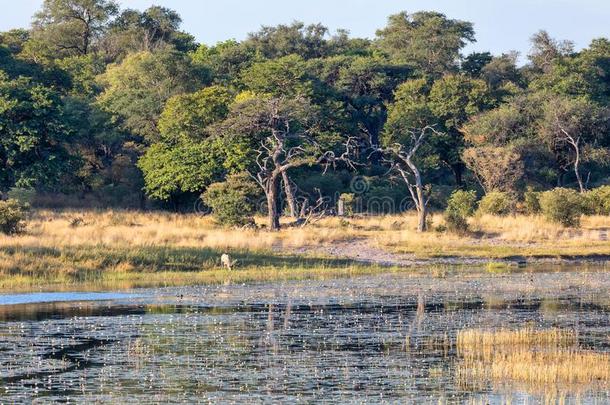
[[376, 214, 610, 258], [0, 209, 608, 291], [456, 327, 610, 395]]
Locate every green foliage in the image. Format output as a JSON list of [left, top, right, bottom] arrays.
[[97, 49, 204, 142], [523, 187, 542, 215], [477, 191, 515, 216], [0, 4, 608, 215], [376, 11, 475, 76], [137, 140, 224, 201], [241, 55, 313, 97], [203, 173, 260, 227], [105, 6, 197, 59], [158, 85, 233, 142], [539, 188, 584, 227], [444, 190, 477, 233], [0, 199, 28, 235], [24, 0, 118, 60], [585, 186, 610, 215], [0, 72, 76, 190]]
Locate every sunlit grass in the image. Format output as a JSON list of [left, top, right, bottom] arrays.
[[0, 209, 608, 292], [456, 327, 610, 396]]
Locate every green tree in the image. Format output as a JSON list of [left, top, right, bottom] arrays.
[[0, 72, 76, 190], [96, 49, 205, 142], [102, 6, 197, 60], [217, 95, 334, 230], [25, 0, 118, 60], [245, 21, 330, 59], [158, 85, 233, 142], [376, 11, 475, 76]]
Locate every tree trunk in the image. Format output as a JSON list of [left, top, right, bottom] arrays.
[[451, 163, 464, 187], [572, 139, 584, 193], [266, 175, 281, 231], [405, 158, 428, 232], [415, 182, 427, 233], [281, 170, 298, 218]]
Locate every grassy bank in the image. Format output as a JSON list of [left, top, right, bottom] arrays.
[[0, 210, 608, 292]]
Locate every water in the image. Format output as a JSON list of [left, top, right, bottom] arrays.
[[0, 269, 608, 403]]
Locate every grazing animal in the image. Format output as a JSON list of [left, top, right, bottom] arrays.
[[220, 253, 235, 270]]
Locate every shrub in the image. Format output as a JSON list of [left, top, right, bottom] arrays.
[[585, 186, 610, 215], [539, 188, 584, 227], [0, 199, 28, 235], [477, 191, 515, 216], [202, 173, 261, 227], [444, 190, 477, 233], [523, 187, 541, 215]]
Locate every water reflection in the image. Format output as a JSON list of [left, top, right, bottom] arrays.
[[0, 270, 608, 403]]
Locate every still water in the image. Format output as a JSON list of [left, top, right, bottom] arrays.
[[0, 269, 608, 403]]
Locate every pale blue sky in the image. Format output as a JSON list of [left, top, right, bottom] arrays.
[[2, 0, 609, 62]]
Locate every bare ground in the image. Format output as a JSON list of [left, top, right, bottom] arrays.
[[286, 238, 610, 267]]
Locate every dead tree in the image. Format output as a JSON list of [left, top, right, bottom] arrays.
[[554, 115, 585, 193], [377, 126, 440, 232]]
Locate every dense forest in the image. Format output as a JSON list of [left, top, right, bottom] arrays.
[[1, 0, 609, 230]]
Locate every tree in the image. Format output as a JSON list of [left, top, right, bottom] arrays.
[[539, 96, 608, 192], [102, 6, 197, 60], [241, 55, 313, 97], [139, 85, 238, 202], [376, 11, 475, 76], [191, 40, 257, 86], [462, 52, 492, 77], [138, 140, 225, 201], [97, 49, 205, 142], [158, 86, 233, 143], [246, 22, 330, 59], [217, 95, 341, 230], [0, 72, 76, 190], [380, 126, 441, 232], [26, 0, 118, 59], [386, 75, 494, 185], [528, 30, 574, 73], [462, 146, 524, 193]]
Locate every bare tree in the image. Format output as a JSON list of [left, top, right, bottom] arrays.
[[553, 115, 584, 193], [377, 126, 441, 232], [540, 96, 605, 193]]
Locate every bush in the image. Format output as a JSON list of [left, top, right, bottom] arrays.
[[477, 191, 515, 216], [202, 173, 261, 227], [539, 188, 584, 227], [444, 190, 477, 233], [585, 186, 610, 215], [0, 199, 28, 235], [523, 187, 541, 214]]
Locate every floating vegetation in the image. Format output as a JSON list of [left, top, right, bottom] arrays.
[[0, 271, 608, 402]]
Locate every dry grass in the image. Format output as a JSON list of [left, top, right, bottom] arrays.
[[456, 327, 610, 396], [8, 210, 363, 251], [0, 209, 608, 291], [374, 214, 610, 258]]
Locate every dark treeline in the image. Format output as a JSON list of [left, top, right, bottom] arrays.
[[1, 1, 609, 229]]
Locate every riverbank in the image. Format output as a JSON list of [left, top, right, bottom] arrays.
[[0, 210, 608, 292]]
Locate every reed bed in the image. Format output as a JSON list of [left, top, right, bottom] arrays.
[[456, 327, 610, 395]]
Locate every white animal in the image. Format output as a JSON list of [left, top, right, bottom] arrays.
[[220, 253, 235, 270]]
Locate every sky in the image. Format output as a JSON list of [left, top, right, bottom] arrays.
[[2, 0, 609, 62]]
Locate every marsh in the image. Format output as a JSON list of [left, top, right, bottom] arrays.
[[0, 268, 608, 403]]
